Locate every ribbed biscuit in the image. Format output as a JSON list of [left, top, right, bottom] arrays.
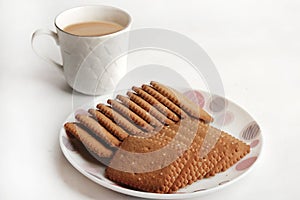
[[75, 114, 121, 147], [116, 95, 163, 127], [132, 86, 180, 122], [127, 91, 173, 125], [96, 104, 144, 135], [106, 123, 202, 193], [141, 84, 188, 119], [88, 109, 128, 141], [107, 99, 154, 132], [150, 81, 213, 123], [64, 122, 112, 158]]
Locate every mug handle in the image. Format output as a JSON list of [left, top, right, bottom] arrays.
[[31, 29, 63, 72]]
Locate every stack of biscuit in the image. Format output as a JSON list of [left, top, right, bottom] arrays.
[[64, 81, 250, 194]]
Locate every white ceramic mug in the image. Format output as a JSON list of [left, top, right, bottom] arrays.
[[32, 5, 132, 95]]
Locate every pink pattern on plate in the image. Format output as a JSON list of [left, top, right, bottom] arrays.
[[250, 140, 260, 148], [236, 157, 257, 171], [215, 111, 234, 126], [241, 121, 260, 140], [184, 90, 205, 108], [209, 96, 226, 112]]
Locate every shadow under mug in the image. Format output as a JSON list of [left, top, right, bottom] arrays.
[[31, 5, 132, 95]]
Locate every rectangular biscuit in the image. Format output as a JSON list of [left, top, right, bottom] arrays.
[[96, 104, 144, 135], [88, 109, 129, 141], [141, 84, 188, 119], [64, 122, 113, 158], [107, 99, 154, 132], [105, 122, 203, 193], [127, 91, 174, 125], [75, 114, 121, 147], [169, 125, 250, 192], [116, 94, 163, 127], [132, 86, 180, 122], [204, 131, 250, 177], [168, 123, 221, 192], [150, 81, 213, 123]]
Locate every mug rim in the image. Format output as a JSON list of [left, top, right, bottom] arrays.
[[54, 5, 132, 38]]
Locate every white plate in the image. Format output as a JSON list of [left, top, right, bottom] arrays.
[[59, 90, 262, 199]]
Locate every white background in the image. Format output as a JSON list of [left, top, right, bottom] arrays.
[[0, 0, 299, 199]]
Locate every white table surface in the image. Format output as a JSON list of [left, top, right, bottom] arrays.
[[1, 0, 299, 199]]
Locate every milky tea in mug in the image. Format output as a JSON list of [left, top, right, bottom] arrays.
[[64, 21, 124, 37], [32, 6, 132, 95]]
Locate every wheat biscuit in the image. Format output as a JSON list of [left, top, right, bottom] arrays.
[[132, 86, 180, 122], [107, 99, 154, 132], [106, 155, 187, 193], [96, 104, 144, 135], [168, 120, 213, 192], [88, 109, 128, 141], [75, 114, 121, 147], [141, 84, 188, 119], [119, 121, 196, 156], [127, 91, 173, 125], [64, 122, 112, 158], [205, 131, 250, 177], [116, 95, 163, 127], [197, 128, 227, 180], [169, 127, 250, 192], [118, 126, 177, 153], [191, 129, 249, 181], [203, 132, 237, 177], [150, 81, 213, 123], [106, 122, 203, 193], [169, 124, 250, 192]]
